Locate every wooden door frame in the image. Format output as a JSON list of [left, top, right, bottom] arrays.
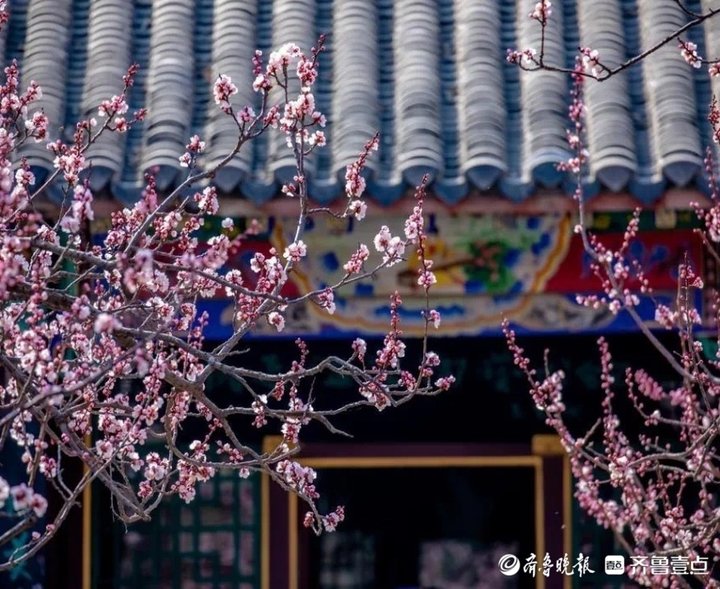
[[261, 434, 571, 589]]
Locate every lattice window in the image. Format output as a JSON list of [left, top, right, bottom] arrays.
[[115, 471, 260, 589]]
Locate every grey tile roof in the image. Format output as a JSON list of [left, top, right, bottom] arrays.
[[3, 0, 716, 205]]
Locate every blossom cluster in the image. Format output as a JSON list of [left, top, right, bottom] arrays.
[[0, 478, 48, 518], [529, 0, 551, 23], [679, 40, 703, 69]]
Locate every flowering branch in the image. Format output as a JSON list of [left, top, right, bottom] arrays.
[[507, 0, 720, 81], [506, 31, 720, 587], [0, 21, 452, 569]]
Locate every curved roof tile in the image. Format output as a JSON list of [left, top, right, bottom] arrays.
[[638, 0, 703, 189], [140, 0, 195, 191], [207, 0, 257, 193], [517, 0, 569, 190], [331, 0, 380, 177], [455, 1, 506, 190], [82, 0, 133, 191], [394, 0, 443, 186], [18, 0, 72, 172], [267, 0, 317, 185], [3, 0, 716, 205], [578, 0, 637, 192]]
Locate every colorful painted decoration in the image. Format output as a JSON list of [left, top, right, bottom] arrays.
[[93, 212, 704, 338]]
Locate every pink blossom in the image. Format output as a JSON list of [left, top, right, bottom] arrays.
[[252, 74, 271, 93], [417, 269, 436, 288], [384, 237, 405, 265], [403, 207, 423, 242], [213, 74, 238, 112], [373, 226, 392, 252], [53, 149, 86, 185], [29, 493, 47, 517], [435, 376, 455, 391], [250, 252, 265, 273], [283, 240, 307, 262], [10, 484, 31, 512], [296, 56, 318, 86], [316, 288, 335, 315], [98, 94, 128, 117], [322, 505, 345, 532], [14, 168, 35, 187], [303, 512, 314, 528], [679, 40, 702, 69], [427, 309, 441, 328], [276, 459, 318, 498], [144, 452, 169, 481], [345, 165, 367, 198], [267, 43, 301, 75], [529, 0, 552, 22], [24, 111, 48, 141], [94, 313, 117, 334], [308, 130, 326, 147], [424, 352, 440, 367], [264, 106, 280, 127], [359, 383, 390, 410], [580, 47, 601, 77], [39, 456, 57, 478], [347, 199, 366, 220], [186, 134, 205, 153], [72, 184, 94, 220], [268, 311, 285, 332], [352, 338, 367, 361], [343, 244, 369, 274], [194, 186, 219, 214], [237, 106, 256, 123]]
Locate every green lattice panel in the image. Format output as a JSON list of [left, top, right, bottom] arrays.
[[114, 472, 260, 589]]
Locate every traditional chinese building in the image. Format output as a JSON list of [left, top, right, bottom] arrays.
[[1, 0, 715, 588]]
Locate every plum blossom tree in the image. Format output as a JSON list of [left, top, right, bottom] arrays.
[[0, 5, 453, 570], [505, 2, 720, 588]]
